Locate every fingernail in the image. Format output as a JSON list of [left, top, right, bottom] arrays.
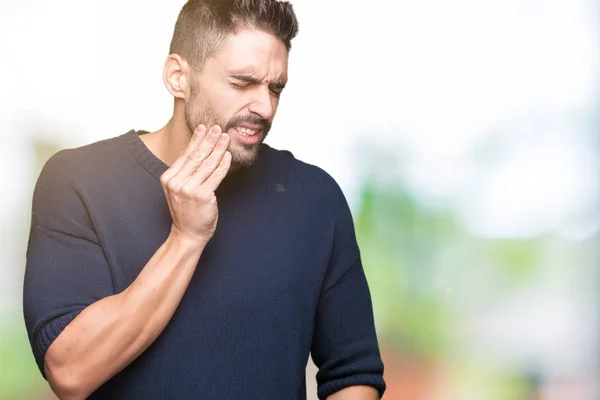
[[195, 125, 206, 134], [211, 126, 221, 136], [219, 134, 228, 143]]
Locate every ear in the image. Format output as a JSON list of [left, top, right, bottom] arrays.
[[163, 54, 190, 99]]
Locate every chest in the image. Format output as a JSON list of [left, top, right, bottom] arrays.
[[98, 183, 334, 312]]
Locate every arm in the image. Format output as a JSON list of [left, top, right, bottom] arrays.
[[311, 177, 386, 400], [326, 385, 379, 400], [42, 232, 204, 399], [23, 125, 231, 399]]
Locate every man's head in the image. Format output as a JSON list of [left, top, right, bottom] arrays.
[[164, 0, 299, 171]]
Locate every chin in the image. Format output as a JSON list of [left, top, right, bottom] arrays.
[[229, 144, 260, 170]]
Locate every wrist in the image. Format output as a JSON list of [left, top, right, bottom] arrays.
[[167, 228, 208, 256]]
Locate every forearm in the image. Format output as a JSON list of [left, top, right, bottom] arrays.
[[326, 385, 379, 400], [44, 232, 205, 399]]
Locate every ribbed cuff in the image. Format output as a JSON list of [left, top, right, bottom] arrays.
[[33, 310, 84, 379]]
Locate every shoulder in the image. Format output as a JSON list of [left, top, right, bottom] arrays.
[[35, 131, 132, 188], [39, 134, 124, 182], [32, 133, 127, 228], [261, 144, 348, 207]]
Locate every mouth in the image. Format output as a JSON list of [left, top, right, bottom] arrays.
[[229, 124, 263, 145]]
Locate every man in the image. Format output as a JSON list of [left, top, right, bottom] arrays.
[[23, 0, 386, 399]]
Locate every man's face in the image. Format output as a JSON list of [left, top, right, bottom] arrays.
[[184, 28, 289, 171]]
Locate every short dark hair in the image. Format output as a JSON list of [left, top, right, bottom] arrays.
[[169, 0, 299, 71]]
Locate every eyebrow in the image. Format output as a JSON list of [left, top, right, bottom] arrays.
[[229, 74, 287, 90]]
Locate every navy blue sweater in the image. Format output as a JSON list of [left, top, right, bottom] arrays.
[[23, 130, 386, 399]]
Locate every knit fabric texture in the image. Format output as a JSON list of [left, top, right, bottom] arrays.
[[23, 130, 386, 399]]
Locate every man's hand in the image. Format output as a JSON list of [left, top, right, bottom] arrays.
[[326, 385, 380, 400], [160, 124, 231, 247]]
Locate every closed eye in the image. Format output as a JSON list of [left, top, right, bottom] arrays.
[[231, 82, 250, 89], [229, 74, 286, 96], [270, 86, 284, 96]]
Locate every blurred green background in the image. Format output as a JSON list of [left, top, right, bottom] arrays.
[[1, 0, 599, 399]]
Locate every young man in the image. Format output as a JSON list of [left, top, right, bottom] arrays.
[[23, 0, 386, 398]]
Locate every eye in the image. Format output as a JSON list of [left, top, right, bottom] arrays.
[[270, 87, 284, 96], [231, 82, 250, 89]]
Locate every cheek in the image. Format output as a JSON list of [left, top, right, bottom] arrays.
[[220, 87, 254, 117]]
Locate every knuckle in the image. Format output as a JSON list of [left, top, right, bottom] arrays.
[[188, 146, 203, 160], [180, 185, 193, 198], [166, 180, 180, 193], [182, 146, 193, 157], [159, 174, 169, 186]]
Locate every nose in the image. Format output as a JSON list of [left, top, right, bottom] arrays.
[[248, 86, 276, 121]]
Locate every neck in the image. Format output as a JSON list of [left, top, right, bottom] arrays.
[[141, 102, 191, 167]]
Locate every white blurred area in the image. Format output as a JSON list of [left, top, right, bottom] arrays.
[[0, 0, 598, 398]]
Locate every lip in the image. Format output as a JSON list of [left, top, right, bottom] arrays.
[[232, 123, 263, 131], [229, 126, 262, 145]]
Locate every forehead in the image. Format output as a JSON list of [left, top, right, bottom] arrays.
[[207, 28, 289, 80]]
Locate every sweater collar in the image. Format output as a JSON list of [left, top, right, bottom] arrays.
[[121, 129, 267, 188]]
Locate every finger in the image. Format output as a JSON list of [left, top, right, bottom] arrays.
[[202, 150, 232, 192], [184, 124, 208, 154], [160, 125, 207, 185], [184, 133, 230, 188], [178, 125, 222, 178]]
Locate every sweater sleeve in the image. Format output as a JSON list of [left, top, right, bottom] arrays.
[[23, 151, 114, 378], [310, 178, 386, 400]]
